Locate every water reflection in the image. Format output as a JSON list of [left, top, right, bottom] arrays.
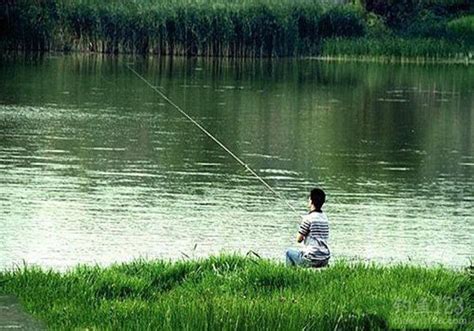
[[0, 55, 472, 269]]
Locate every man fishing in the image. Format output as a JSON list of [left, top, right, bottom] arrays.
[[286, 188, 330, 268], [127, 65, 331, 269]]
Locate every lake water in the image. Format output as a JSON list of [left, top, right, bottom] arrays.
[[0, 55, 472, 270]]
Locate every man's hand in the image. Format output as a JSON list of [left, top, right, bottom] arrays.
[[296, 233, 305, 243]]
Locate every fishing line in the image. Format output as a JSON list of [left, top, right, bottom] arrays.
[[126, 63, 301, 218]]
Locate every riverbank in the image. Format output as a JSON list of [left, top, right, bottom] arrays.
[[1, 1, 472, 60], [0, 255, 471, 329]]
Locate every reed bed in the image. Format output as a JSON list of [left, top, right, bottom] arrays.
[[2, 0, 327, 57], [0, 255, 472, 330], [0, 0, 472, 59]]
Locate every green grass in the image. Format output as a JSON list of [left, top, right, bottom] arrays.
[[322, 37, 472, 62], [0, 255, 472, 330]]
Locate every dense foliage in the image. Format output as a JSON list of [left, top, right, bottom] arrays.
[[1, 0, 330, 56], [360, 0, 472, 29], [448, 15, 474, 43], [318, 6, 366, 38], [0, 0, 472, 59]]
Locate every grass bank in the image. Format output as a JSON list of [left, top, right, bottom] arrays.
[[321, 37, 472, 63], [0, 255, 472, 330], [0, 0, 472, 60]]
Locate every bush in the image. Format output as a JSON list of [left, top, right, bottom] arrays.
[[365, 12, 392, 38], [319, 6, 367, 38], [360, 0, 423, 29], [404, 10, 449, 38], [423, 0, 472, 17], [448, 15, 474, 43], [360, 0, 472, 29]]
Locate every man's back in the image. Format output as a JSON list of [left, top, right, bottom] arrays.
[[285, 188, 330, 268], [299, 211, 330, 262]]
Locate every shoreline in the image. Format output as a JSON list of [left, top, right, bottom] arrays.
[[0, 253, 471, 274], [1, 49, 473, 65], [2, 1, 472, 61], [309, 55, 473, 65]]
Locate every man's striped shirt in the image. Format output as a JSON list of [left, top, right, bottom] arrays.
[[298, 211, 330, 262]]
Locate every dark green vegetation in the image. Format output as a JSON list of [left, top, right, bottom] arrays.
[[0, 0, 472, 59], [0, 256, 472, 330], [322, 37, 469, 60]]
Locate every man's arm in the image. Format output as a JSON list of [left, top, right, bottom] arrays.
[[297, 217, 310, 243]]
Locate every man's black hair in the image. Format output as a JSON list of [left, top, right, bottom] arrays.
[[310, 188, 325, 211]]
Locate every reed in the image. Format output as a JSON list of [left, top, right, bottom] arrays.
[[0, 1, 471, 59], [0, 255, 472, 330], [2, 0, 329, 57]]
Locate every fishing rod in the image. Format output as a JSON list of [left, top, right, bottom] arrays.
[[126, 64, 302, 219]]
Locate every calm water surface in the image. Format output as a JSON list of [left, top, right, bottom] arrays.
[[0, 55, 473, 269]]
